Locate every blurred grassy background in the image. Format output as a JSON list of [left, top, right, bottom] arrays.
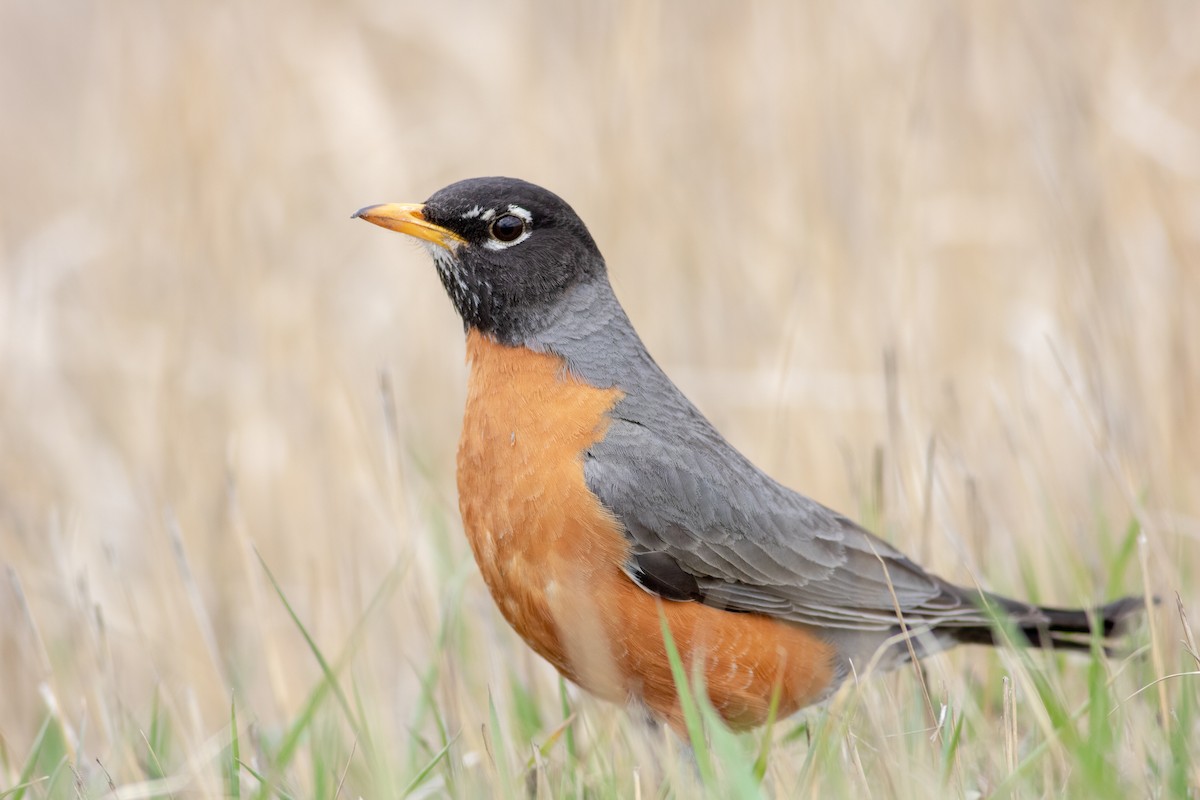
[[1, 0, 1197, 796]]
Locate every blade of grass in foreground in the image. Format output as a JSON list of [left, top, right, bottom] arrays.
[[486, 690, 516, 799], [229, 697, 241, 800], [554, 677, 579, 798], [524, 711, 575, 773], [0, 779, 48, 800], [558, 677, 577, 765], [250, 550, 402, 798], [658, 605, 716, 785], [401, 735, 458, 798], [658, 605, 760, 797], [353, 678, 400, 793], [1165, 673, 1195, 800], [253, 545, 361, 734], [8, 715, 53, 800], [403, 563, 469, 781], [509, 676, 544, 745], [938, 706, 966, 787], [1079, 639, 1118, 797], [145, 690, 171, 781], [989, 647, 1145, 800], [253, 678, 332, 800], [1105, 516, 1141, 599], [752, 679, 784, 783], [697, 684, 761, 797], [240, 759, 295, 800]]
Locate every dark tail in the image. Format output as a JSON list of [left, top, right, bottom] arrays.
[[951, 594, 1150, 654]]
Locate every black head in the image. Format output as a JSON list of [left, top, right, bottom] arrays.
[[354, 177, 605, 342]]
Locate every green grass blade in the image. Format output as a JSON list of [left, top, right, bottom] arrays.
[[9, 715, 53, 800], [1106, 516, 1141, 598], [0, 779, 48, 800], [753, 679, 784, 783], [657, 605, 716, 785], [229, 696, 241, 800], [557, 677, 577, 767], [146, 689, 169, 780], [253, 679, 333, 800], [486, 690, 515, 796], [253, 545, 361, 734], [508, 676, 543, 745], [241, 758, 296, 800], [404, 565, 467, 776], [938, 707, 966, 786], [699, 698, 760, 798], [249, 549, 404, 798], [401, 735, 458, 798]]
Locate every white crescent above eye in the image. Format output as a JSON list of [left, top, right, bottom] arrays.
[[483, 205, 534, 251]]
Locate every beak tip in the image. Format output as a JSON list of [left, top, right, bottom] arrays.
[[351, 206, 373, 220]]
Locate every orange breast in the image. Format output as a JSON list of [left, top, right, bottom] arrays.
[[456, 330, 838, 730]]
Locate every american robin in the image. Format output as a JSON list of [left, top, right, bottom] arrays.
[[354, 177, 1143, 731]]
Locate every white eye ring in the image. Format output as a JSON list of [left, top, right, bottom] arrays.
[[482, 204, 533, 250]]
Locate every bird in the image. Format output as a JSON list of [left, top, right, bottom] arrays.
[[354, 177, 1144, 731]]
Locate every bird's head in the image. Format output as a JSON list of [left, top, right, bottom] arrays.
[[354, 177, 605, 342]]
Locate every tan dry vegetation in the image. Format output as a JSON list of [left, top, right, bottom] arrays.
[[1, 1, 1198, 796]]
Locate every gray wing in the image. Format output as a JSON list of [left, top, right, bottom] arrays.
[[532, 277, 997, 634], [585, 414, 991, 633]]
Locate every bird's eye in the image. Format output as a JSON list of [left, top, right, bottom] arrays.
[[490, 214, 526, 243]]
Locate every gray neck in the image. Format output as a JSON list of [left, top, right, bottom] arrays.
[[521, 277, 708, 428], [524, 277, 650, 385]]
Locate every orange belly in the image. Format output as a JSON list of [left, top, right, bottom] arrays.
[[456, 330, 837, 730]]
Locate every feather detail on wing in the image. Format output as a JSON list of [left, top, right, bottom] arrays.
[[586, 416, 995, 633]]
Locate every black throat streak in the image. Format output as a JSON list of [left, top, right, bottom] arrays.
[[431, 244, 598, 345]]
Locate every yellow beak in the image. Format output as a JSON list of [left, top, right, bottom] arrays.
[[352, 203, 466, 250]]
